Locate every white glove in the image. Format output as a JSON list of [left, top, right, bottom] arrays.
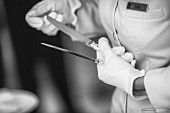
[[97, 38, 145, 96], [112, 46, 136, 67], [25, 0, 67, 35]]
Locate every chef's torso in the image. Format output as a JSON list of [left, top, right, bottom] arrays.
[[98, 0, 170, 112], [99, 0, 170, 71]]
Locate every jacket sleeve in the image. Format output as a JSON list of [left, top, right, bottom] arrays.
[[67, 0, 106, 38], [144, 65, 170, 109]]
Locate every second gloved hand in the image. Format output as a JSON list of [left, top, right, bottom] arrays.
[[97, 38, 145, 96], [25, 0, 67, 35]]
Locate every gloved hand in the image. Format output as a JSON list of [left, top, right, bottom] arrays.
[[111, 46, 136, 67], [25, 0, 68, 35], [96, 38, 145, 96]]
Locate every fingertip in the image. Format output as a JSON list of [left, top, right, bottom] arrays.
[[125, 52, 134, 61], [48, 12, 57, 19], [26, 17, 44, 28], [26, 10, 36, 17], [43, 15, 51, 25], [118, 46, 125, 55], [131, 60, 136, 67], [112, 46, 125, 56], [98, 37, 109, 44], [140, 69, 146, 75], [98, 38, 110, 50], [56, 14, 64, 22]]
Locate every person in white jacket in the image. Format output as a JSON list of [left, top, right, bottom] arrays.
[[25, 0, 170, 113]]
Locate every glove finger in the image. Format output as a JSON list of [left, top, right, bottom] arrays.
[[140, 69, 145, 75], [98, 38, 114, 61], [43, 16, 51, 26], [48, 12, 64, 28], [25, 16, 44, 28], [55, 14, 64, 22], [121, 52, 134, 63], [131, 60, 136, 67], [112, 46, 125, 56], [41, 12, 61, 35], [41, 14, 56, 29], [28, 1, 53, 17], [41, 25, 58, 35], [44, 12, 62, 28], [41, 15, 55, 29], [47, 28, 59, 36], [48, 12, 58, 19]]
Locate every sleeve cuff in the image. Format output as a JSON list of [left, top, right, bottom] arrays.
[[125, 69, 147, 100], [144, 68, 170, 108]]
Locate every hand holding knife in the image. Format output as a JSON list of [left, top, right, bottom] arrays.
[[41, 15, 103, 64]]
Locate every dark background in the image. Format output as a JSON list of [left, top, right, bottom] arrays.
[[3, 0, 74, 112], [1, 0, 114, 113]]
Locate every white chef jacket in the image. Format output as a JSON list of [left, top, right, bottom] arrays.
[[66, 0, 170, 112]]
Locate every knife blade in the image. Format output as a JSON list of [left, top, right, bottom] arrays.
[[41, 42, 103, 64], [46, 15, 99, 51]]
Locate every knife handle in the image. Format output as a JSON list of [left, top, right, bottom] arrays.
[[88, 41, 100, 51]]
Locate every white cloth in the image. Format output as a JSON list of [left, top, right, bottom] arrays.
[[0, 88, 39, 113], [70, 0, 170, 112]]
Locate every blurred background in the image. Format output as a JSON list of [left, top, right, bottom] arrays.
[[0, 0, 114, 113]]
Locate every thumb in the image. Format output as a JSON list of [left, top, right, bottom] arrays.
[[98, 38, 114, 60], [25, 15, 43, 28], [112, 46, 125, 56]]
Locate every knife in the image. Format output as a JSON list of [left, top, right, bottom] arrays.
[[46, 15, 99, 51], [41, 42, 103, 64]]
